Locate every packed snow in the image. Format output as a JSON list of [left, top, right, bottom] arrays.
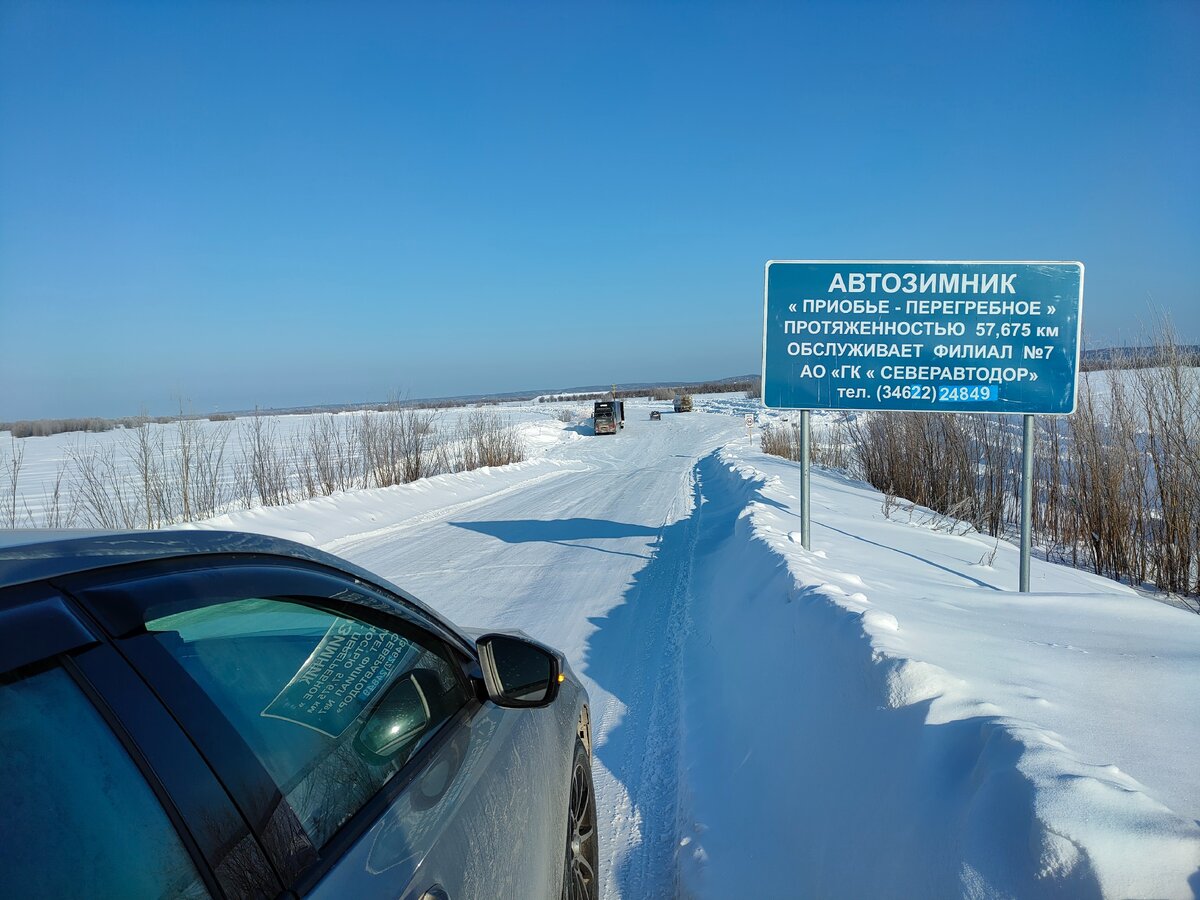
[[8, 395, 1200, 897]]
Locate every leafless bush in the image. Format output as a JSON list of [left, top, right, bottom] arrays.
[[1, 438, 24, 528], [2, 417, 116, 438], [1136, 341, 1200, 596], [1064, 370, 1149, 585], [455, 411, 525, 471], [307, 414, 357, 496], [813, 417, 851, 470], [357, 400, 445, 487], [1057, 332, 1199, 600], [760, 423, 799, 460], [977, 536, 1001, 567], [813, 325, 1200, 606], [182, 420, 231, 518], [845, 411, 1020, 536], [71, 443, 143, 529], [761, 417, 850, 470], [125, 417, 170, 528], [242, 413, 293, 507], [31, 462, 77, 528], [174, 410, 196, 522]]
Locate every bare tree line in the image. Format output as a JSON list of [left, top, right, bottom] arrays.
[[761, 333, 1200, 608], [1, 407, 525, 531], [539, 378, 761, 405]]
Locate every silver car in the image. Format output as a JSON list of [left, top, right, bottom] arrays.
[[0, 530, 597, 899]]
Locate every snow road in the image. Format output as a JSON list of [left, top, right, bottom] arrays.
[[326, 409, 742, 898]]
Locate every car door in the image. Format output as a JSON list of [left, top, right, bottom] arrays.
[[66, 556, 564, 899], [0, 582, 281, 899]]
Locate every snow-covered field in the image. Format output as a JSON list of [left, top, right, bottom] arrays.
[[9, 395, 1200, 897]]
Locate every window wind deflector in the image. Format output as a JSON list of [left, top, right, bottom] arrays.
[[0, 590, 96, 676]]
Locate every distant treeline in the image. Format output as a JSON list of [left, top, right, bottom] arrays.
[[2, 415, 179, 439], [538, 377, 762, 404], [1080, 345, 1200, 371]]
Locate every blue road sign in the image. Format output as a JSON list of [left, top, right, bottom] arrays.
[[762, 261, 1083, 413]]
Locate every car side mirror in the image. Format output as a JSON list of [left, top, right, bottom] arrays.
[[354, 670, 436, 763], [476, 633, 562, 708]]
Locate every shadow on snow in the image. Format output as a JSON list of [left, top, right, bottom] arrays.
[[450, 518, 657, 560]]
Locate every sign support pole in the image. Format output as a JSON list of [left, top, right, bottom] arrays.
[[800, 409, 811, 550], [1020, 414, 1034, 592]]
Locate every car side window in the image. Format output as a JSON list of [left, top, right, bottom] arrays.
[[0, 663, 209, 899], [143, 594, 472, 852]]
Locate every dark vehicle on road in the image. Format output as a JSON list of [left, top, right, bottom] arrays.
[[592, 400, 624, 435], [649, 411, 662, 420], [0, 530, 597, 900]]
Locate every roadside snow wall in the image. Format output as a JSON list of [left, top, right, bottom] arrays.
[[676, 450, 1200, 899]]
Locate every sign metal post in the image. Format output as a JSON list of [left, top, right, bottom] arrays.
[[1020, 414, 1034, 592], [800, 409, 811, 550]]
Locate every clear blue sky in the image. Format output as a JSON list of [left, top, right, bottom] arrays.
[[2, 1, 1197, 419]]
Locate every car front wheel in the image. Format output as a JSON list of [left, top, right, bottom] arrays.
[[562, 739, 598, 900]]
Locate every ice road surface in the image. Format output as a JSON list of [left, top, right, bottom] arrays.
[[174, 397, 1198, 897]]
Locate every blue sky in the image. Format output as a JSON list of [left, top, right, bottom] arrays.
[[2, 1, 1197, 419]]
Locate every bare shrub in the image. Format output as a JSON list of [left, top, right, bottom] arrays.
[[357, 399, 445, 487], [180, 419, 231, 519], [813, 417, 851, 470], [455, 411, 525, 471], [827, 324, 1199, 606], [1134, 335, 1199, 597], [306, 414, 357, 496], [125, 417, 169, 528], [32, 461, 78, 528], [977, 536, 1001, 567], [71, 443, 143, 529], [1066, 370, 1148, 585], [242, 413, 292, 506], [761, 417, 849, 470], [760, 423, 799, 460], [1, 438, 24, 528], [846, 412, 1020, 537], [1, 417, 116, 438], [175, 409, 195, 521]]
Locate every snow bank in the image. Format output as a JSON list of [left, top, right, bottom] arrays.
[[677, 446, 1200, 898], [179, 457, 587, 550]]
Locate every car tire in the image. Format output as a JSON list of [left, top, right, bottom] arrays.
[[561, 739, 599, 900]]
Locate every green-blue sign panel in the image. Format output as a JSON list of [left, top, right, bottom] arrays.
[[762, 260, 1083, 414]]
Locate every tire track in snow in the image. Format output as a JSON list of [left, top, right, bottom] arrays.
[[590, 462, 704, 899]]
